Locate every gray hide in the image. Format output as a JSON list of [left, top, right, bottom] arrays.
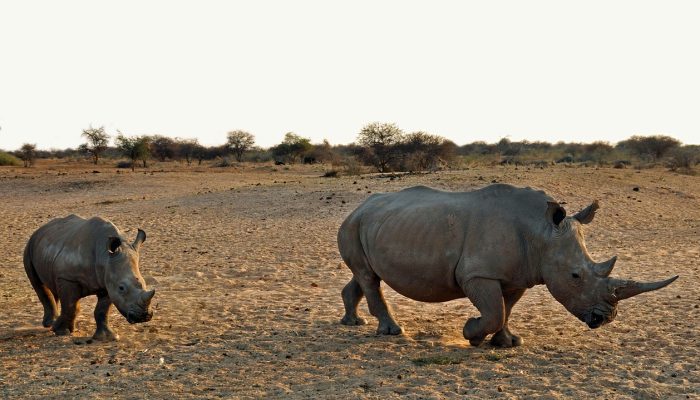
[[338, 184, 677, 347], [24, 215, 155, 341]]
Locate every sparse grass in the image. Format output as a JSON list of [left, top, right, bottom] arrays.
[[0, 151, 21, 166], [484, 351, 511, 362], [411, 355, 463, 366]]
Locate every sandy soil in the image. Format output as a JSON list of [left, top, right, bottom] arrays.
[[0, 161, 698, 399]]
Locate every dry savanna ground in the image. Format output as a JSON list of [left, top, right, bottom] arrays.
[[0, 160, 698, 399]]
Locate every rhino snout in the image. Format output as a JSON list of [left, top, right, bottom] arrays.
[[126, 309, 153, 324], [584, 308, 616, 329], [586, 312, 606, 329]]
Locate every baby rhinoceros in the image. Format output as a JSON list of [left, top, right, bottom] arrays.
[[338, 184, 678, 348], [24, 215, 155, 341]]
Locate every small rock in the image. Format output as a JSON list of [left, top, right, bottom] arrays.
[[311, 282, 318, 287], [497, 386, 503, 392]]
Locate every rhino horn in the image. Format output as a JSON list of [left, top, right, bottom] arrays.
[[133, 229, 146, 251], [141, 289, 156, 303], [592, 256, 617, 277], [574, 200, 599, 224], [611, 275, 679, 300]]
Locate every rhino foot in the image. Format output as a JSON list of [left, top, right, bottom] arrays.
[[52, 326, 72, 336], [340, 314, 367, 326], [92, 328, 120, 342], [42, 315, 56, 328], [51, 319, 74, 336], [463, 317, 486, 346], [376, 321, 403, 335], [490, 329, 523, 348]]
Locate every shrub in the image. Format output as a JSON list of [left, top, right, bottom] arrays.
[[0, 151, 21, 166], [213, 157, 234, 167], [616, 135, 681, 162], [666, 146, 698, 173], [271, 133, 313, 164], [116, 160, 133, 169]]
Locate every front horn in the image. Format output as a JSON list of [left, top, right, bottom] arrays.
[[593, 256, 617, 277], [611, 275, 679, 300]]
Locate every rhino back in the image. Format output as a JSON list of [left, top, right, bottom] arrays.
[[341, 185, 553, 301], [26, 215, 119, 294]]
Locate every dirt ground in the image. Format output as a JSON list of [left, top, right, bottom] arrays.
[[0, 161, 698, 399]]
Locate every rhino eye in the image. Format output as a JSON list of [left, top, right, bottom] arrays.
[[118, 284, 126, 293], [572, 273, 580, 279]]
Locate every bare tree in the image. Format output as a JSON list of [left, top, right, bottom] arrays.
[[226, 130, 255, 162], [20, 143, 37, 167], [81, 126, 110, 164], [357, 122, 404, 172]]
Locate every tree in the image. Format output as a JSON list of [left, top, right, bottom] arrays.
[[271, 132, 313, 163], [177, 138, 200, 166], [150, 135, 177, 161], [357, 122, 404, 172], [226, 130, 255, 162], [81, 126, 110, 164], [399, 132, 456, 171], [20, 143, 37, 167], [616, 135, 681, 162], [115, 133, 151, 171]]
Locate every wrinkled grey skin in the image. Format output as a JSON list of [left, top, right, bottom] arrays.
[[24, 215, 155, 341], [338, 184, 678, 347]]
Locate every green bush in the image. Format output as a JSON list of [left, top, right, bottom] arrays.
[[0, 151, 21, 166]]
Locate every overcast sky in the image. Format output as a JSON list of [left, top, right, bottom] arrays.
[[1, 1, 698, 151]]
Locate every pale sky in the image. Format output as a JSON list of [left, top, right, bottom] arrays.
[[1, 1, 699, 151]]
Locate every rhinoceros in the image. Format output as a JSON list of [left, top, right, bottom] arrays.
[[338, 184, 678, 347], [23, 215, 155, 341]]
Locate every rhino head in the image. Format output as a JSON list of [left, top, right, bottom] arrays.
[[105, 229, 155, 324], [542, 201, 677, 329]]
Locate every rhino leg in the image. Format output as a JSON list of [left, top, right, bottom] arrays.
[[461, 278, 505, 346], [340, 277, 367, 326], [353, 273, 402, 335], [51, 280, 82, 336], [341, 246, 402, 335], [24, 258, 58, 327], [490, 289, 525, 348], [364, 279, 403, 335], [92, 293, 119, 341]]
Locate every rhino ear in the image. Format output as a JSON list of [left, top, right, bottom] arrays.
[[574, 200, 599, 224], [133, 229, 146, 251], [107, 237, 122, 254], [547, 201, 566, 226]]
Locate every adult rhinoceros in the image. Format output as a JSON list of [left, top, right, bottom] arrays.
[[338, 184, 677, 347], [24, 215, 155, 341]]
